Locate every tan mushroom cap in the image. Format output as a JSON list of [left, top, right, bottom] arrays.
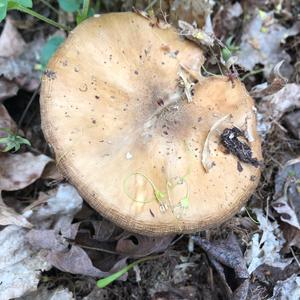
[[40, 12, 262, 235]]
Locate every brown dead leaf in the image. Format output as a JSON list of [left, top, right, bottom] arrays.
[[238, 9, 300, 77], [271, 158, 300, 248], [26, 229, 68, 252], [0, 152, 52, 191], [0, 17, 25, 58], [257, 84, 300, 136], [193, 233, 249, 299], [251, 61, 288, 98], [0, 105, 17, 142], [0, 79, 18, 101], [48, 245, 108, 277], [116, 233, 174, 258], [0, 18, 43, 95], [0, 204, 32, 228], [0, 226, 51, 299]]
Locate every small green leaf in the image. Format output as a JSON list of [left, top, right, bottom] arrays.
[[221, 47, 232, 63], [97, 264, 132, 288], [0, 0, 8, 22], [97, 256, 160, 288], [76, 0, 93, 24], [58, 0, 82, 13], [0, 128, 31, 152], [40, 36, 65, 68]]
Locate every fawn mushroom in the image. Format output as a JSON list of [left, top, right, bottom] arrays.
[[40, 12, 262, 235]]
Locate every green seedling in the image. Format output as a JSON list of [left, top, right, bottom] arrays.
[[0, 128, 31, 152], [97, 255, 161, 288], [221, 36, 240, 63], [76, 0, 91, 24]]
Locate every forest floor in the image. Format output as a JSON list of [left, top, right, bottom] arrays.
[[1, 1, 300, 299]]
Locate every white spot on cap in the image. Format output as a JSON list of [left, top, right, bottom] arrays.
[[126, 152, 133, 160]]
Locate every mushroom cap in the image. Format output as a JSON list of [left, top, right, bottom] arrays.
[[40, 12, 262, 235]]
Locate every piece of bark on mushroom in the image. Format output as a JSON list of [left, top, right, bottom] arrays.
[[40, 12, 262, 236]]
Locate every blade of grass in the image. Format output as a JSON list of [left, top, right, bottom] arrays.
[[96, 254, 162, 288], [8, 3, 69, 31]]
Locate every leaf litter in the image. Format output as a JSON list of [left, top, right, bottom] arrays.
[[244, 209, 293, 274], [238, 8, 300, 77], [1, 1, 300, 298]]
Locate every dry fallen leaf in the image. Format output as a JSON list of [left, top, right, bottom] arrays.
[[193, 233, 249, 299], [238, 9, 300, 77], [116, 233, 174, 257], [270, 158, 300, 249], [244, 209, 293, 274], [250, 60, 288, 99], [0, 104, 16, 134], [0, 152, 52, 192], [0, 18, 43, 97], [48, 245, 108, 278], [256, 83, 300, 137], [0, 17, 25, 58], [0, 79, 19, 101], [270, 274, 300, 300], [0, 204, 32, 228], [27, 184, 83, 229], [0, 226, 51, 300]]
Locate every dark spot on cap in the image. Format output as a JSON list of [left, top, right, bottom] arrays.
[[237, 161, 243, 172], [134, 70, 139, 75]]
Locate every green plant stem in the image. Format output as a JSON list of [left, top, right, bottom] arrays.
[[82, 0, 90, 18], [96, 255, 162, 288], [8, 4, 69, 31]]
